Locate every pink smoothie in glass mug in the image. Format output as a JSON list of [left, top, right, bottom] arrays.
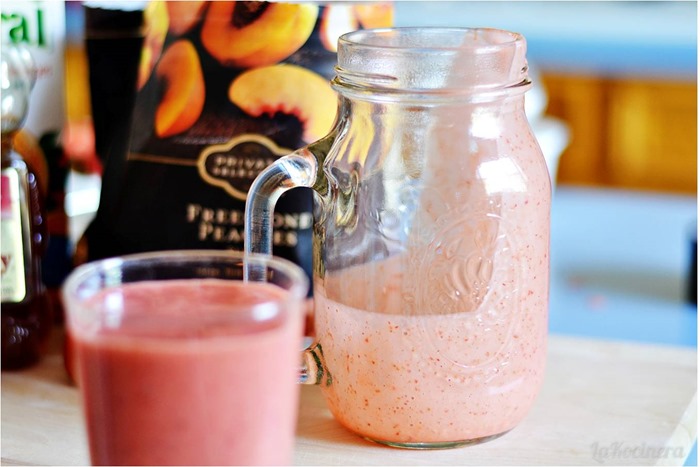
[[63, 251, 307, 465], [245, 27, 550, 448]]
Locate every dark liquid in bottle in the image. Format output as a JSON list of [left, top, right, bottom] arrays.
[[1, 137, 52, 370]]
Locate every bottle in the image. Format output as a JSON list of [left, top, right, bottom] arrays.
[[3, 1, 71, 323], [1, 46, 52, 370]]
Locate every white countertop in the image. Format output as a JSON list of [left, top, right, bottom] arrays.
[[2, 330, 696, 466]]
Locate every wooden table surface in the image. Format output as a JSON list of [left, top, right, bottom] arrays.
[[1, 329, 696, 466]]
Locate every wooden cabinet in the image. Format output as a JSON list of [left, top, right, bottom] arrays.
[[542, 74, 697, 194]]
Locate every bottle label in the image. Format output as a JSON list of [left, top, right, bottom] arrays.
[[1, 171, 27, 303]]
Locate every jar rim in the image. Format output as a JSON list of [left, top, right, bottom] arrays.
[[334, 27, 530, 100], [338, 27, 525, 53]]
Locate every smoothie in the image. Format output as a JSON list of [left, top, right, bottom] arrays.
[[71, 279, 303, 466], [314, 95, 550, 445], [315, 258, 547, 444], [315, 207, 548, 444]]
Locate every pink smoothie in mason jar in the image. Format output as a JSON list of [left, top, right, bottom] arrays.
[[72, 279, 303, 465], [313, 99, 550, 445]]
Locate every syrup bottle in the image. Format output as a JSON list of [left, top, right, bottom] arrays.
[[1, 47, 52, 370]]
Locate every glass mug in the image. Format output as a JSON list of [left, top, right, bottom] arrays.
[[62, 251, 307, 465], [245, 27, 550, 449]]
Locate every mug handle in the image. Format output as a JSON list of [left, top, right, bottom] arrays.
[[244, 135, 334, 386]]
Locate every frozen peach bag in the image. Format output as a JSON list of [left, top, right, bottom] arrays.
[[82, 1, 393, 280]]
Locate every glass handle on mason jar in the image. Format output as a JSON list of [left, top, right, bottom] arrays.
[[300, 341, 332, 386], [244, 143, 332, 386], [244, 147, 319, 258]]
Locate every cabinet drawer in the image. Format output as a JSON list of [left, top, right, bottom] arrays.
[[542, 74, 697, 194]]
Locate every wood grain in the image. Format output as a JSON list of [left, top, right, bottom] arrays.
[[2, 330, 695, 466]]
